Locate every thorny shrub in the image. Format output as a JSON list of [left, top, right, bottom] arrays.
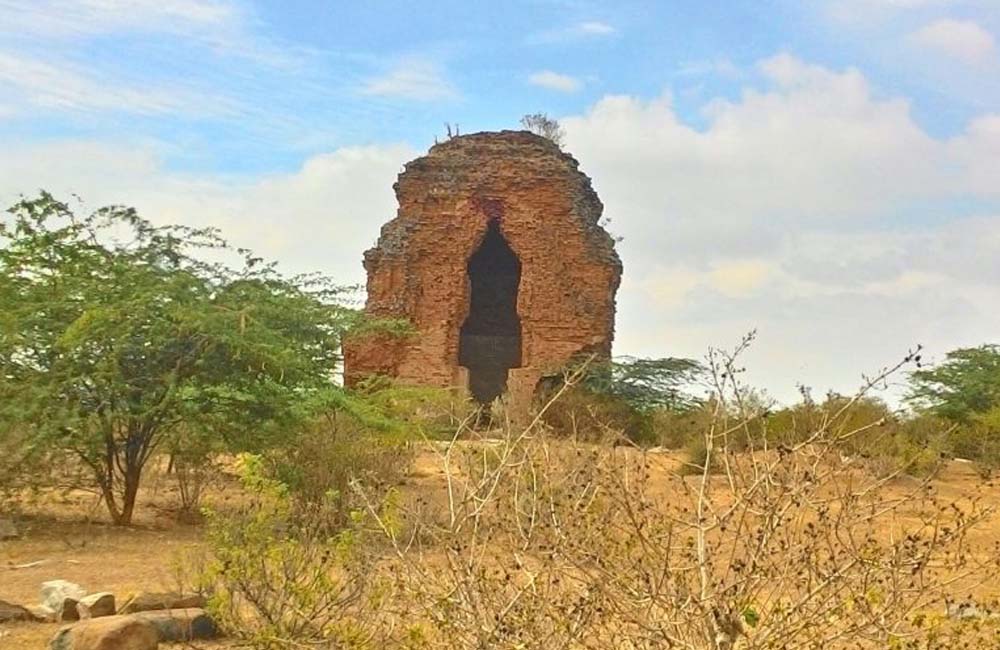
[[264, 411, 414, 530], [353, 338, 999, 649], [198, 339, 1000, 649], [200, 453, 400, 649]]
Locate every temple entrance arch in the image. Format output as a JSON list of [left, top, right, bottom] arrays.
[[458, 219, 522, 404]]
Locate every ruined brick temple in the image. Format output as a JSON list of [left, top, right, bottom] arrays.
[[343, 130, 622, 412]]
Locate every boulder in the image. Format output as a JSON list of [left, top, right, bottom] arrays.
[[0, 599, 36, 623], [0, 517, 18, 540], [60, 598, 82, 622], [78, 593, 116, 619], [133, 608, 217, 642], [49, 616, 158, 650], [29, 604, 58, 622], [118, 592, 205, 614], [42, 580, 87, 622]]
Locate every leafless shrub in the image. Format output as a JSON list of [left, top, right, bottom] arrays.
[[173, 457, 215, 522], [521, 112, 565, 147], [356, 339, 998, 649]]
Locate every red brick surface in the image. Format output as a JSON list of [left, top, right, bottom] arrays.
[[344, 131, 622, 412]]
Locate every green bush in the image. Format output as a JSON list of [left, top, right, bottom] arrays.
[[354, 377, 473, 440], [263, 412, 413, 531], [538, 355, 705, 447], [946, 407, 1000, 477], [539, 383, 657, 445], [202, 455, 395, 649], [661, 395, 950, 479]]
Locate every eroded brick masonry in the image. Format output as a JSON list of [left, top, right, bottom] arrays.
[[343, 130, 622, 413]]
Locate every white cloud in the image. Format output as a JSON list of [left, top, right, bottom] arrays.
[[575, 21, 616, 36], [561, 54, 1000, 401], [0, 52, 236, 116], [910, 19, 997, 64], [827, 0, 954, 14], [528, 70, 582, 92], [677, 58, 741, 78], [0, 140, 418, 286], [709, 260, 775, 297], [0, 0, 318, 130], [0, 0, 236, 40], [0, 0, 301, 67], [530, 20, 618, 43], [360, 58, 458, 102], [866, 0, 955, 7]]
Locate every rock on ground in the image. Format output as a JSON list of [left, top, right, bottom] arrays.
[[946, 599, 1000, 620], [133, 608, 217, 642], [0, 599, 37, 623], [77, 593, 116, 619], [49, 616, 158, 650], [118, 592, 205, 614], [42, 580, 88, 622], [49, 608, 217, 649], [30, 604, 58, 622]]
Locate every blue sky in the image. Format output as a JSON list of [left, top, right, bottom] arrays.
[[1, 0, 999, 404]]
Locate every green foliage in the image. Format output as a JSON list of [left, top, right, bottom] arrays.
[[542, 355, 705, 446], [263, 410, 414, 529], [353, 376, 473, 439], [907, 344, 1000, 423], [0, 193, 357, 524], [202, 455, 393, 649], [167, 423, 225, 520], [658, 392, 950, 478], [542, 384, 659, 444], [947, 406, 1000, 477], [903, 344, 1000, 476], [583, 356, 706, 413]]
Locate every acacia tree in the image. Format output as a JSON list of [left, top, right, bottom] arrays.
[[0, 193, 353, 524], [584, 355, 706, 412], [906, 344, 1000, 422]]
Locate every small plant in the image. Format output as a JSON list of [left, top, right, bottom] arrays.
[[520, 112, 565, 146], [265, 412, 413, 529], [202, 454, 396, 649]]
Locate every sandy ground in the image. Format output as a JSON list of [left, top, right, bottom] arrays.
[[1, 465, 224, 649], [3, 447, 1000, 649]]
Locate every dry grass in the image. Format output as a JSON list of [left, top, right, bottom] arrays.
[[2, 447, 1000, 648], [1, 461, 231, 649]]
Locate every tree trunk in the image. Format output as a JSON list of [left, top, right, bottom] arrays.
[[99, 481, 123, 525], [117, 464, 143, 526]]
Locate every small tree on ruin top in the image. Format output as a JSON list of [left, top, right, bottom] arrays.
[[0, 193, 355, 524], [520, 112, 565, 147]]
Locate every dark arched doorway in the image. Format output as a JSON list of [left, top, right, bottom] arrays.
[[459, 220, 522, 405]]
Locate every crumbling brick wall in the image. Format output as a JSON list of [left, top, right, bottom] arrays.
[[344, 130, 622, 413]]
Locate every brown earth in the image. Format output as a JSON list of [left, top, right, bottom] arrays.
[[0, 464, 226, 649], [3, 449, 1000, 649]]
